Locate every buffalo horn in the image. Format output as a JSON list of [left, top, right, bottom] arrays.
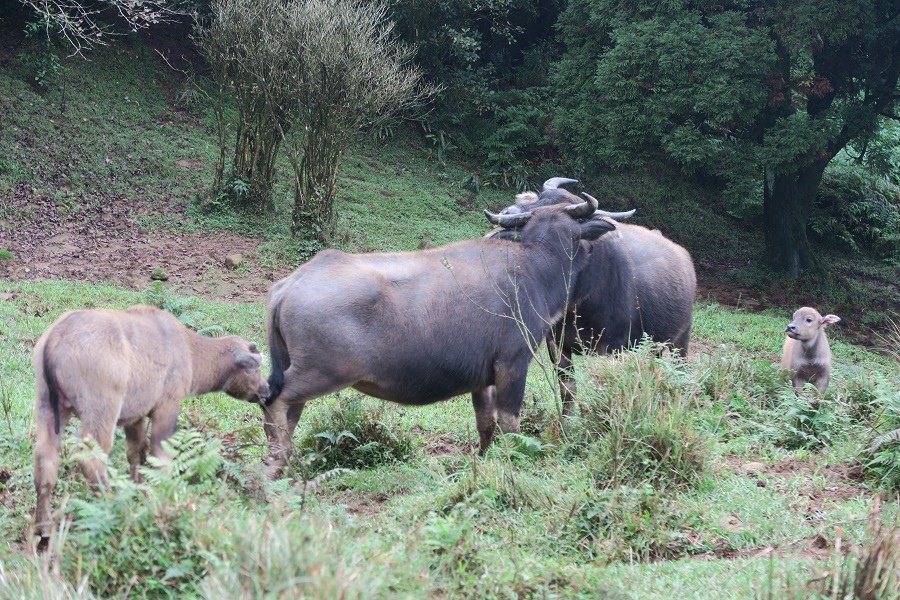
[[542, 177, 579, 191], [564, 193, 597, 219], [581, 193, 636, 220], [484, 208, 533, 229]]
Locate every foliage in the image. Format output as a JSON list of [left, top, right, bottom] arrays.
[[389, 0, 562, 183], [0, 559, 93, 600], [18, 19, 63, 93], [59, 429, 222, 598], [861, 383, 900, 492], [194, 0, 283, 212], [812, 161, 900, 259], [196, 0, 431, 237], [569, 484, 691, 563], [298, 395, 417, 472], [775, 390, 851, 450], [552, 0, 900, 275]]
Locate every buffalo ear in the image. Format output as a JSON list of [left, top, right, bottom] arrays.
[[821, 314, 841, 326], [235, 351, 262, 370], [579, 217, 615, 241], [248, 342, 258, 353]]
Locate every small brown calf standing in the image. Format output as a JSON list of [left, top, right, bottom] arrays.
[[781, 307, 841, 393], [32, 305, 269, 549]]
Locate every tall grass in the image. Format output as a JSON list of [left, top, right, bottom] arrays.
[[570, 340, 710, 490]]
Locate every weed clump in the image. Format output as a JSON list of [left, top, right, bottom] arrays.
[[568, 484, 696, 563], [298, 395, 417, 473], [572, 341, 709, 490], [774, 390, 852, 450], [142, 281, 225, 336], [860, 384, 900, 491]]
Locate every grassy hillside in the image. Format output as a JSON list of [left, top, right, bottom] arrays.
[[0, 280, 898, 598], [1, 33, 899, 599]]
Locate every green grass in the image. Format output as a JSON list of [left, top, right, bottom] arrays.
[[0, 280, 897, 598]]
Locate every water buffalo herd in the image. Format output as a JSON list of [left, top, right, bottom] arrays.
[[32, 176, 840, 546]]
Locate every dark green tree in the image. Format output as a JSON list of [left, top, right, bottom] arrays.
[[554, 0, 900, 276]]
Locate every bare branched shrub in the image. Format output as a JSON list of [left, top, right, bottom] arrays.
[[273, 0, 433, 238], [195, 0, 285, 212], [197, 0, 434, 233], [19, 1, 177, 56]]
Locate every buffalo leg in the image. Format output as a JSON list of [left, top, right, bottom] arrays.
[[33, 405, 69, 549], [78, 418, 116, 492], [471, 387, 497, 454], [149, 399, 180, 463], [262, 399, 306, 478], [494, 364, 528, 435], [124, 418, 149, 482], [262, 365, 342, 478]]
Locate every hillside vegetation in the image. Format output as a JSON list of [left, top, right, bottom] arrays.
[[0, 28, 899, 600]]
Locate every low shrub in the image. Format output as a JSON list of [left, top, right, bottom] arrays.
[[774, 390, 852, 450], [812, 162, 900, 260], [59, 429, 225, 597], [298, 395, 417, 473], [861, 383, 900, 492], [442, 457, 559, 513], [568, 484, 696, 563], [142, 281, 225, 336]]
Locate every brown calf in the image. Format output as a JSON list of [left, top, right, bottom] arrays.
[[781, 306, 841, 393], [32, 305, 268, 547]]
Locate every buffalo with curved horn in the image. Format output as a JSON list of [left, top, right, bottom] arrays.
[[262, 198, 615, 477], [487, 178, 696, 413]]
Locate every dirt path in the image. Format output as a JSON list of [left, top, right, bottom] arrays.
[[0, 183, 291, 302]]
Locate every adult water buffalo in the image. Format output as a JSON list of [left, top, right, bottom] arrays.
[[262, 197, 616, 477], [487, 178, 696, 413]]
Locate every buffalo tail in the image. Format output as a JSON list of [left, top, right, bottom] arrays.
[[42, 347, 62, 435], [265, 300, 289, 406]]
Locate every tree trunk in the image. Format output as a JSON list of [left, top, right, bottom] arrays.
[[763, 161, 827, 278]]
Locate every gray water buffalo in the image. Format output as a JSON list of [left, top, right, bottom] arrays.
[[262, 198, 616, 477], [488, 178, 696, 412], [32, 305, 268, 548], [782, 307, 841, 393]]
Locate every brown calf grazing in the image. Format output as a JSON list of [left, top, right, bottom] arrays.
[[781, 307, 841, 393], [32, 305, 268, 547]]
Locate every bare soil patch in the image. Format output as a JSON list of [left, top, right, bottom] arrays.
[[723, 455, 872, 513], [0, 184, 291, 302], [336, 492, 391, 517], [424, 438, 471, 457]]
